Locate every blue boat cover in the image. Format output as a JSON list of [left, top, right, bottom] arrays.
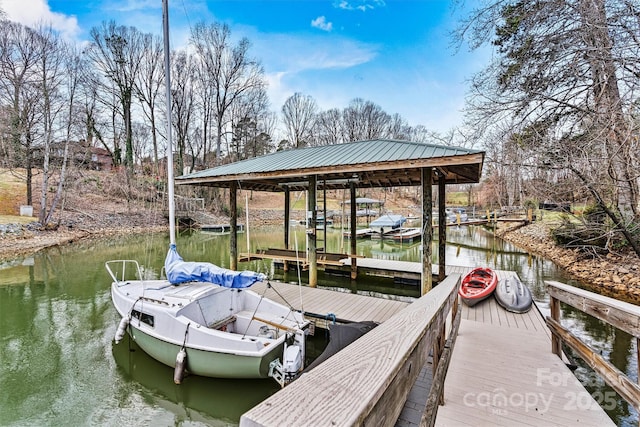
[[164, 244, 265, 288]]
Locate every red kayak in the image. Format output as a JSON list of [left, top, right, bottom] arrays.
[[459, 267, 498, 307]]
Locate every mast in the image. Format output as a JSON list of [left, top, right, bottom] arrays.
[[162, 0, 176, 246]]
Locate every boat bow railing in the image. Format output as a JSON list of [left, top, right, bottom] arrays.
[[105, 260, 147, 284]]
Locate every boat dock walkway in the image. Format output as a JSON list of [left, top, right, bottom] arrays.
[[251, 280, 410, 329], [432, 270, 612, 426], [244, 267, 614, 426]]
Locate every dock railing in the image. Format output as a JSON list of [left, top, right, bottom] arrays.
[[240, 273, 462, 427], [546, 280, 640, 413]]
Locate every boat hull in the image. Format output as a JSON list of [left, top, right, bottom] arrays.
[[129, 325, 281, 378], [495, 277, 533, 313], [460, 293, 490, 307], [458, 267, 498, 307], [109, 274, 308, 381]]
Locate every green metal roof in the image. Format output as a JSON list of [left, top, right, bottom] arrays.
[[176, 139, 484, 191]]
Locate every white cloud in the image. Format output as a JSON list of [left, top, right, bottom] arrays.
[[311, 16, 333, 32], [252, 32, 377, 73], [333, 0, 385, 12], [2, 0, 80, 40]]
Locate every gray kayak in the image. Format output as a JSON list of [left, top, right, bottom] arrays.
[[495, 276, 533, 313]]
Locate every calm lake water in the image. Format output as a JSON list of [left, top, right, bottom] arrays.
[[0, 224, 636, 426]]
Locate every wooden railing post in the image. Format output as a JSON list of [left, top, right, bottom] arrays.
[[546, 280, 640, 413], [549, 294, 561, 357], [422, 291, 463, 427]]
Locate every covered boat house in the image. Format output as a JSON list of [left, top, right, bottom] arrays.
[[176, 139, 484, 295]]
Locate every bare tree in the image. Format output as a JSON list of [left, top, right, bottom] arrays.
[[78, 69, 111, 157], [190, 21, 267, 163], [0, 21, 43, 205], [169, 50, 195, 174], [192, 53, 216, 166], [387, 113, 411, 140], [33, 24, 67, 224], [86, 21, 145, 170], [281, 92, 318, 148], [228, 83, 271, 160], [45, 44, 87, 226], [134, 32, 164, 176], [342, 98, 391, 142], [458, 0, 640, 254], [314, 108, 343, 146]]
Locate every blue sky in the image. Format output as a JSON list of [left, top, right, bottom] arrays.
[[2, 0, 488, 134]]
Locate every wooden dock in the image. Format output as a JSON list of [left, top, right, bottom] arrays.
[[389, 227, 422, 243], [243, 268, 614, 427], [341, 257, 424, 284], [251, 280, 409, 329], [200, 223, 245, 233], [241, 250, 432, 284], [423, 270, 613, 426], [433, 301, 613, 425]]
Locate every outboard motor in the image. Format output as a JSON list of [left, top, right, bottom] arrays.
[[268, 328, 307, 387], [283, 344, 302, 376]]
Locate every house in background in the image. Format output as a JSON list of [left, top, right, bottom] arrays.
[[33, 140, 114, 171], [89, 146, 113, 170]]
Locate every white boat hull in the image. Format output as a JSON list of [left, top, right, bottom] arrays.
[[128, 324, 282, 378], [110, 275, 308, 380]]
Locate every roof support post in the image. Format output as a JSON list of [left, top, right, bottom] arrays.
[[308, 175, 317, 287], [350, 182, 358, 280], [284, 187, 290, 250], [438, 172, 447, 282], [421, 167, 433, 295], [230, 181, 238, 271]]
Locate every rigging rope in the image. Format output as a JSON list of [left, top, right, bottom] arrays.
[[181, 322, 190, 349]]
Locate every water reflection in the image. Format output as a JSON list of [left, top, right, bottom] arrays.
[[112, 334, 278, 424]]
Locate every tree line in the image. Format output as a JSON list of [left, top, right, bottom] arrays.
[[0, 13, 443, 224], [1, 1, 639, 256]]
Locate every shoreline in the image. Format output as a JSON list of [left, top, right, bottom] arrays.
[[497, 222, 640, 304], [2, 217, 639, 305], [0, 224, 169, 261]]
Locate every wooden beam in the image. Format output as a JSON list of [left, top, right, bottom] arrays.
[[422, 299, 462, 427], [284, 188, 290, 250], [438, 172, 446, 282], [230, 181, 237, 271], [308, 176, 317, 287], [240, 274, 461, 427], [422, 167, 433, 295], [549, 294, 561, 357], [350, 182, 358, 280], [546, 317, 640, 411], [546, 280, 640, 338]]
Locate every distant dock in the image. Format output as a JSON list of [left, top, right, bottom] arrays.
[[200, 223, 245, 233]]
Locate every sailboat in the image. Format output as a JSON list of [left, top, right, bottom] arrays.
[[106, 0, 309, 387]]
